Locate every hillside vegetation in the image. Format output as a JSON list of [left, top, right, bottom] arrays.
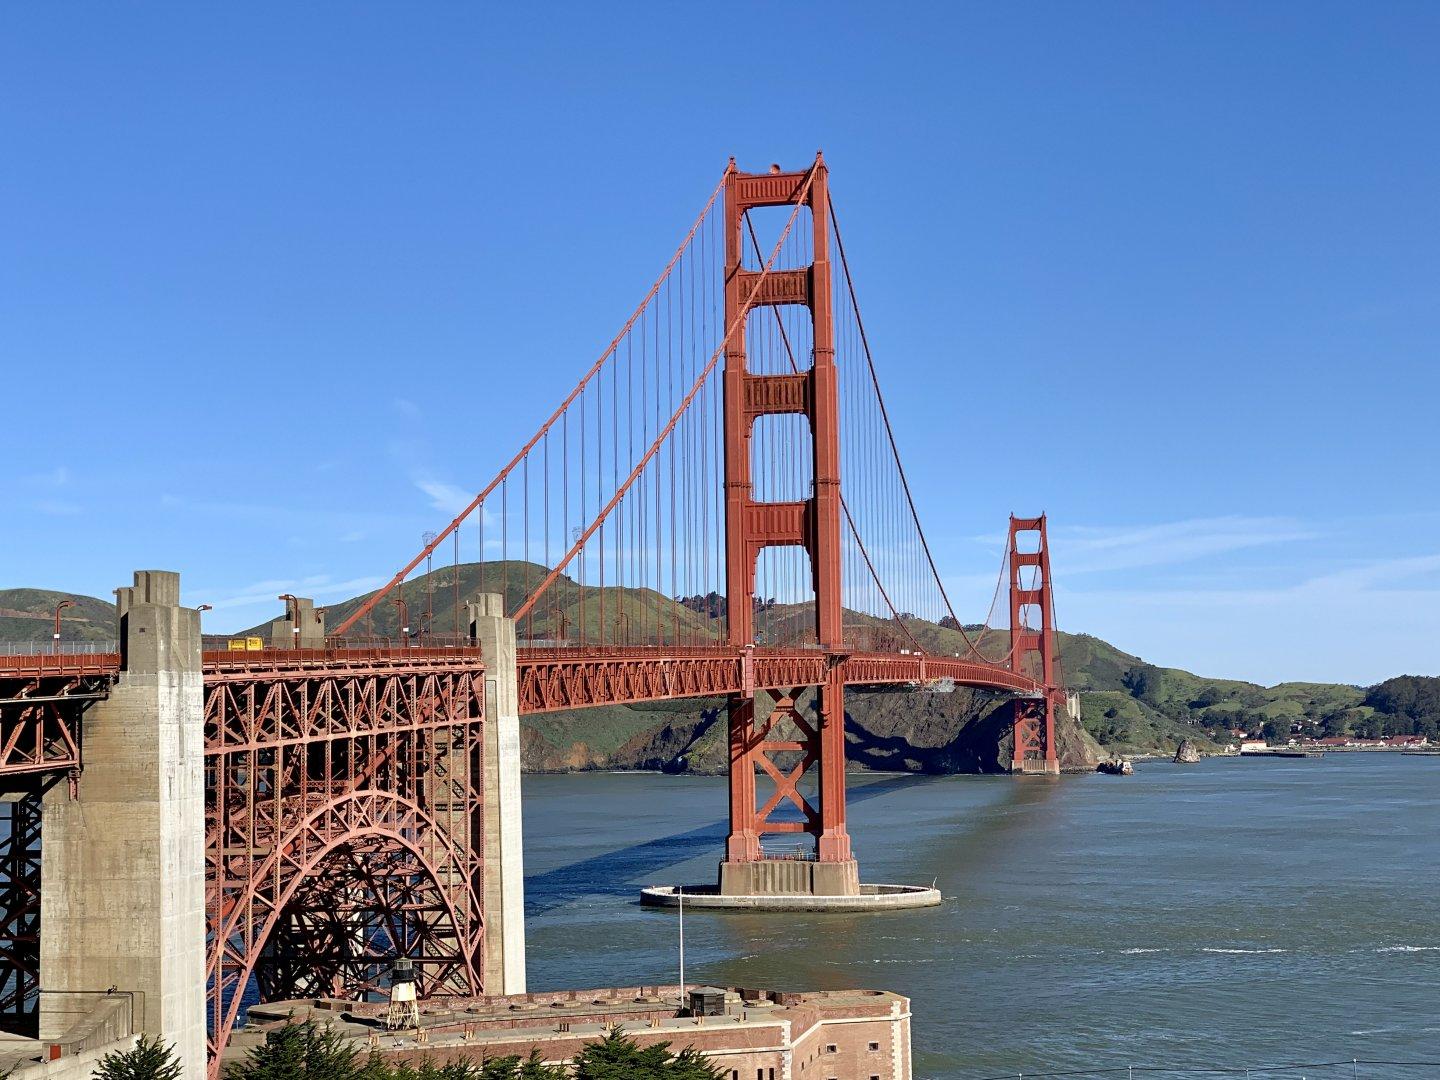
[[8, 569, 1436, 771], [0, 588, 117, 644]]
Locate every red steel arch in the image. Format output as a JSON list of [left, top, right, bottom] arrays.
[[202, 651, 486, 1069], [207, 789, 481, 1061]]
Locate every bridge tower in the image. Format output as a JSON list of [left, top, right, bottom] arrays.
[[719, 155, 857, 896], [1008, 515, 1062, 774]]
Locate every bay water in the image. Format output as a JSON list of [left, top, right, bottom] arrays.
[[521, 755, 1440, 1079]]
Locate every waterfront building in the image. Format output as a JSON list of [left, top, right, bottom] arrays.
[[230, 986, 914, 1080]]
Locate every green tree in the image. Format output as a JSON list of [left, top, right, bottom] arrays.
[[1261, 718, 1290, 745], [222, 1020, 714, 1080], [227, 1020, 360, 1080], [1123, 664, 1165, 707], [1188, 685, 1224, 709], [570, 1029, 724, 1080], [95, 1035, 183, 1080], [1365, 675, 1440, 726], [479, 1054, 564, 1080]]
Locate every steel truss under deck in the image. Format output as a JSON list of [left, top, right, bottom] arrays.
[[203, 649, 486, 1058]]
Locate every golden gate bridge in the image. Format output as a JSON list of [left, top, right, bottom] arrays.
[[0, 155, 1065, 1073]]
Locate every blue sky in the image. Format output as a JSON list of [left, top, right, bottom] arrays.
[[3, 2, 1437, 685]]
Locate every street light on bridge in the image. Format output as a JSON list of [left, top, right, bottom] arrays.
[[392, 597, 410, 647], [278, 594, 300, 648], [52, 599, 75, 655]]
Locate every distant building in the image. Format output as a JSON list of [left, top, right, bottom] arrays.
[[1383, 734, 1427, 747], [1318, 737, 1352, 747], [231, 985, 915, 1080]]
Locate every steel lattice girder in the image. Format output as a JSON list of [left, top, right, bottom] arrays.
[[1013, 699, 1047, 757], [0, 791, 42, 1033], [204, 665, 484, 1065], [0, 641, 1045, 1061], [513, 647, 1041, 714], [0, 674, 111, 778], [746, 690, 820, 837], [0, 646, 1042, 723]]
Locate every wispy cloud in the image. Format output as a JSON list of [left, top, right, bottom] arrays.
[[200, 574, 387, 612], [22, 468, 79, 512], [943, 515, 1315, 611], [1299, 552, 1440, 592], [1042, 516, 1315, 575], [24, 466, 71, 489], [34, 499, 82, 516], [415, 478, 475, 516], [1057, 550, 1440, 684]]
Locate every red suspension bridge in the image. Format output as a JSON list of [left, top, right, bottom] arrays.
[[0, 155, 1066, 1069]]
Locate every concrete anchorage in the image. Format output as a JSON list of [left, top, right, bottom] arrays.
[[468, 595, 526, 994], [39, 571, 207, 1080], [267, 596, 325, 649]]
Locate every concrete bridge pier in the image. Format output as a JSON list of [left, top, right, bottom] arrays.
[[468, 594, 526, 994], [39, 571, 206, 1080]]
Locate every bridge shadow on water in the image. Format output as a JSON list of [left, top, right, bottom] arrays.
[[522, 772, 941, 917]]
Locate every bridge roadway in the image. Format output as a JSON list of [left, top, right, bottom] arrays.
[[0, 644, 1041, 778]]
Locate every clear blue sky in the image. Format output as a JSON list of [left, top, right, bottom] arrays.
[[3, 3, 1437, 685]]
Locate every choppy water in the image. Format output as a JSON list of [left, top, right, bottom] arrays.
[[521, 755, 1440, 1079]]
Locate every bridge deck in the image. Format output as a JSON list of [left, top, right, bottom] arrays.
[[1, 644, 1036, 778]]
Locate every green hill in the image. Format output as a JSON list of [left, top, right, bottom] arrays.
[[0, 588, 116, 645], [10, 568, 1427, 771], [309, 561, 724, 646]]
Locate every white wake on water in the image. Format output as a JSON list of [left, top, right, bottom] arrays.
[[1201, 947, 1286, 954], [1376, 944, 1440, 953]]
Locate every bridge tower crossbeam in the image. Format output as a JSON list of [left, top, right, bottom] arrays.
[[719, 156, 856, 896], [1009, 514, 1062, 775]]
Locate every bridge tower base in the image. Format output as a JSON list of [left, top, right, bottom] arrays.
[[718, 669, 858, 898], [39, 571, 207, 1080]]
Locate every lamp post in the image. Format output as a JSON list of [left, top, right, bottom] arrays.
[[392, 597, 410, 647], [278, 594, 300, 649], [52, 599, 75, 655]]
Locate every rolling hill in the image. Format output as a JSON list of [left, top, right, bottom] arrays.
[[0, 588, 118, 644]]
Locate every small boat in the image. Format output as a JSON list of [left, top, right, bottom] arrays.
[[1097, 759, 1133, 776]]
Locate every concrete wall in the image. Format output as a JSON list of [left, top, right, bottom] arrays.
[[791, 1002, 912, 1080], [267, 596, 325, 649], [39, 571, 208, 1080], [37, 992, 135, 1056], [468, 594, 526, 994], [719, 858, 860, 897], [9, 1036, 140, 1080]]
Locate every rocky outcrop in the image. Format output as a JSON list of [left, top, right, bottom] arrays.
[[518, 687, 1103, 776], [1174, 739, 1201, 764]]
